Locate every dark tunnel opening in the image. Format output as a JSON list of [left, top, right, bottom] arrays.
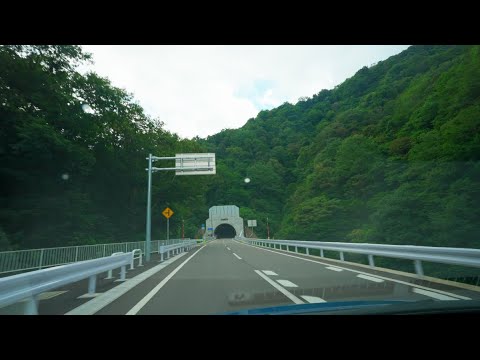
[[214, 224, 236, 238]]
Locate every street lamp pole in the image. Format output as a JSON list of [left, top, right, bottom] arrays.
[[145, 153, 153, 261]]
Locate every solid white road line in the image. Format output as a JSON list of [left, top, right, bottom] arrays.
[[325, 266, 343, 272], [126, 245, 208, 315], [67, 251, 192, 315], [357, 274, 384, 283], [254, 270, 304, 304], [233, 253, 242, 260], [262, 270, 278, 276], [276, 279, 298, 288], [413, 288, 459, 301], [233, 240, 471, 300], [301, 295, 326, 303]]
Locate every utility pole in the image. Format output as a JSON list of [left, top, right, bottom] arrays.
[[267, 216, 270, 239]]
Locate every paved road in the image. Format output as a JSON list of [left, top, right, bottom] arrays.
[[2, 239, 479, 315], [95, 239, 480, 314]]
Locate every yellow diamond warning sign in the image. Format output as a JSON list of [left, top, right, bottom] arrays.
[[162, 207, 174, 219]]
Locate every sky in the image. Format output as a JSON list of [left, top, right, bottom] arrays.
[[79, 45, 410, 139]]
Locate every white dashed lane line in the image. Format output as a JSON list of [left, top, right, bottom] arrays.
[[276, 279, 298, 288], [233, 253, 242, 260], [413, 288, 459, 301], [254, 270, 304, 304], [262, 270, 278, 276], [325, 266, 343, 272], [301, 295, 326, 303], [357, 274, 384, 283]]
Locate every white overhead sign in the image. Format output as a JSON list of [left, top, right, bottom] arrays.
[[175, 153, 216, 176], [247, 220, 257, 227]]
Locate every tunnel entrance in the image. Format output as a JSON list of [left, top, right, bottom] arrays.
[[214, 223, 237, 238]]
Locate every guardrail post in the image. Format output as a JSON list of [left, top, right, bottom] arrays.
[[160, 247, 164, 261], [24, 296, 39, 315], [88, 275, 97, 294], [306, 248, 310, 255], [295, 246, 298, 253], [340, 252, 344, 261], [120, 265, 126, 281], [368, 255, 375, 267], [414, 260, 424, 276], [38, 249, 44, 269], [320, 249, 324, 257], [125, 243, 128, 253]]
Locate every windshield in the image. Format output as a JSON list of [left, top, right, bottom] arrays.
[[1, 45, 479, 315]]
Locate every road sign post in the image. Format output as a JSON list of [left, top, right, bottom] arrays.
[[162, 207, 174, 242], [145, 153, 215, 261]]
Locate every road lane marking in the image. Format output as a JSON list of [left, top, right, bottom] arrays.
[[233, 253, 242, 260], [66, 250, 195, 315], [254, 270, 304, 304], [126, 245, 208, 315], [227, 247, 231, 251], [301, 295, 326, 303], [276, 280, 298, 288], [357, 274, 384, 283], [262, 270, 278, 276], [413, 288, 459, 301], [234, 240, 471, 300], [326, 266, 343, 272]]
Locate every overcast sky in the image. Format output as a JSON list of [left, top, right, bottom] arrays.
[[79, 45, 409, 139]]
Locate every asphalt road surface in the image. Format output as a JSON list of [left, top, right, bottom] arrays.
[[2, 239, 479, 315]]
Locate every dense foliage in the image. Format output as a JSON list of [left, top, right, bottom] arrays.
[[0, 45, 210, 250], [204, 45, 480, 255], [1, 44, 479, 275]]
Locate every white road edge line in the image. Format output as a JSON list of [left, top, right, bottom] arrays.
[[233, 240, 471, 300], [233, 253, 242, 260], [126, 245, 208, 315], [66, 251, 191, 315], [413, 288, 459, 301], [254, 270, 304, 304]]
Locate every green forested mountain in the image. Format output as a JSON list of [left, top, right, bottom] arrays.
[[0, 45, 210, 250], [1, 45, 479, 256], [203, 45, 480, 250]]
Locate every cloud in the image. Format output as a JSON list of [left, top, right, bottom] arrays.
[[79, 45, 409, 139]]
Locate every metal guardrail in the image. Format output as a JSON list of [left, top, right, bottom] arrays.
[[0, 239, 189, 275], [159, 240, 197, 261], [238, 237, 480, 276], [0, 251, 135, 315]]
